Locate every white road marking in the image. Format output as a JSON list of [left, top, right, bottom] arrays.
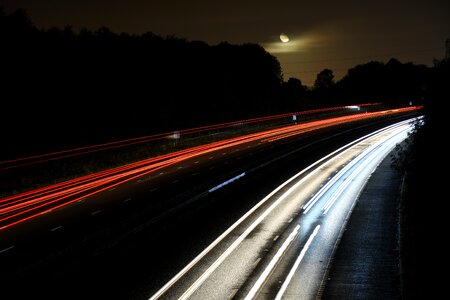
[[275, 225, 321, 300], [177, 167, 318, 300], [208, 173, 246, 193], [245, 225, 300, 300], [0, 246, 14, 254], [253, 257, 262, 267], [148, 120, 417, 300], [148, 141, 345, 300], [50, 225, 62, 232], [228, 289, 239, 300], [91, 210, 101, 215], [123, 198, 132, 203]]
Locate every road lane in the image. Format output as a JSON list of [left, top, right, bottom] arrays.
[[263, 122, 410, 300], [0, 104, 379, 171], [149, 118, 416, 300], [320, 151, 403, 299], [0, 107, 420, 231], [0, 111, 420, 300]]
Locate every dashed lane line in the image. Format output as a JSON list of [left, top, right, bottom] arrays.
[[50, 225, 62, 232], [0, 246, 14, 254]]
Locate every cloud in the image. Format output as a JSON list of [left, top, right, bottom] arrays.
[[262, 31, 329, 54]]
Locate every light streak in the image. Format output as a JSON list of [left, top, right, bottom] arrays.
[[302, 118, 414, 214], [0, 103, 385, 170], [176, 169, 317, 300], [0, 246, 14, 254], [275, 225, 321, 300], [321, 127, 408, 214], [149, 115, 419, 299], [244, 225, 300, 300], [149, 116, 417, 299], [148, 128, 359, 300], [208, 172, 246, 193], [0, 107, 421, 231]]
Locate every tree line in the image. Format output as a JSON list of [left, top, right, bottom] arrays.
[[0, 8, 444, 159]]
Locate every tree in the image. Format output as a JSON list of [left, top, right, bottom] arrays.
[[314, 68, 334, 89], [280, 77, 310, 111]]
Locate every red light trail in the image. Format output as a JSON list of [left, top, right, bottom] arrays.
[[0, 104, 378, 171], [0, 106, 421, 230]]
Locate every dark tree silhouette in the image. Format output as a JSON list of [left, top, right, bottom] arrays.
[[335, 59, 430, 105], [280, 77, 310, 111], [0, 8, 287, 159], [311, 69, 336, 106], [0, 8, 437, 160], [314, 68, 335, 90]]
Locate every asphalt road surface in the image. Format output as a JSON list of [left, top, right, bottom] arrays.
[[320, 152, 402, 299], [149, 118, 414, 300], [0, 110, 419, 300]]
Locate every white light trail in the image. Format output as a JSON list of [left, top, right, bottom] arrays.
[[275, 225, 321, 300], [321, 135, 397, 214], [148, 117, 419, 300], [208, 172, 246, 193], [244, 225, 300, 300], [149, 133, 358, 300], [303, 122, 411, 214]]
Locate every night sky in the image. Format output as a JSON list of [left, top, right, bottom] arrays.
[[2, 0, 449, 86]]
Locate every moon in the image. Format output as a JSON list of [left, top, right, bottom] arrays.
[[280, 33, 290, 43]]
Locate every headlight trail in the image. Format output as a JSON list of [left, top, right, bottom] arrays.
[[244, 224, 301, 300], [321, 129, 405, 214], [274, 225, 321, 300], [303, 123, 408, 215], [148, 116, 418, 299]]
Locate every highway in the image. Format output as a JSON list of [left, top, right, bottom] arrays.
[[0, 107, 420, 299], [149, 118, 415, 300], [0, 107, 418, 231], [0, 104, 378, 171]]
